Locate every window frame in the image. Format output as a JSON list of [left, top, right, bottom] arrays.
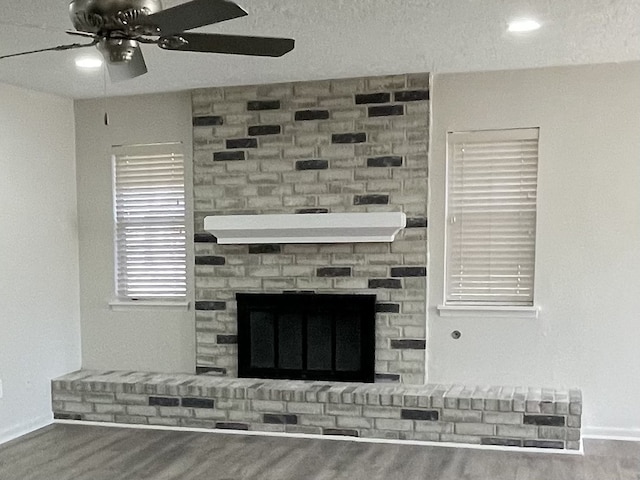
[[438, 128, 540, 317], [110, 142, 188, 308]]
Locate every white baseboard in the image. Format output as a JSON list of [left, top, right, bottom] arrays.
[[0, 415, 53, 446], [54, 420, 583, 455], [583, 426, 640, 442]]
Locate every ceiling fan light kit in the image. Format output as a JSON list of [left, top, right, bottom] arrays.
[[0, 0, 295, 81]]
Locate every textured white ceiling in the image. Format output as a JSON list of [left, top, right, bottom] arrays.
[[0, 0, 638, 99]]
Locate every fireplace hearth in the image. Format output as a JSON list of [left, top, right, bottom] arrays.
[[236, 293, 376, 382]]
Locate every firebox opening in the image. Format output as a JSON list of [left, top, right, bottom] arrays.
[[236, 293, 376, 383]]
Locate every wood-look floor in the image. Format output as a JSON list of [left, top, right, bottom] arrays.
[[0, 424, 637, 480]]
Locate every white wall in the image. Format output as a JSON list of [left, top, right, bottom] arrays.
[[0, 84, 81, 443], [428, 62, 640, 436], [75, 93, 195, 373]]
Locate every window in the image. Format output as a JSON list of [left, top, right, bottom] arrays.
[[444, 128, 539, 308], [112, 142, 187, 301]]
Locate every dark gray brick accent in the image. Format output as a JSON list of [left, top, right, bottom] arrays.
[[368, 105, 404, 117], [194, 233, 218, 243], [149, 396, 179, 407], [481, 437, 523, 447], [316, 267, 351, 277], [367, 156, 403, 167], [54, 413, 82, 420], [195, 256, 226, 266], [406, 217, 428, 228], [390, 339, 426, 350], [368, 279, 402, 289], [195, 301, 227, 311], [181, 398, 215, 409], [332, 133, 366, 144], [401, 409, 439, 421], [214, 151, 245, 161], [217, 335, 238, 345], [323, 428, 359, 437], [375, 373, 401, 383], [196, 366, 227, 375], [394, 90, 430, 102], [248, 125, 282, 136], [215, 422, 249, 430], [375, 303, 400, 313], [524, 415, 566, 426], [296, 159, 329, 171], [354, 194, 389, 205], [249, 244, 282, 254], [295, 110, 330, 121], [226, 138, 258, 149], [263, 414, 298, 425], [193, 115, 224, 126], [355, 93, 391, 104], [296, 208, 329, 214], [391, 267, 427, 277], [523, 440, 565, 449], [247, 100, 280, 111]]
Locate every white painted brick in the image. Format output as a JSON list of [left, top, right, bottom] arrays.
[[224, 86, 259, 100], [294, 81, 331, 96], [251, 400, 286, 412], [375, 418, 413, 431], [281, 171, 318, 183], [318, 144, 356, 158], [318, 96, 353, 108], [332, 109, 366, 120], [295, 133, 331, 147], [126, 406, 157, 416], [331, 78, 367, 95], [440, 434, 482, 445], [225, 113, 260, 125], [257, 84, 294, 98], [212, 102, 246, 115], [259, 111, 293, 124], [393, 142, 428, 155], [483, 412, 523, 425], [496, 425, 538, 438], [297, 415, 335, 428], [337, 416, 374, 429], [362, 406, 401, 418], [367, 75, 407, 90]]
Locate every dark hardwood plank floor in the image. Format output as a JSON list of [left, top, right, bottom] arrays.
[[0, 424, 638, 480]]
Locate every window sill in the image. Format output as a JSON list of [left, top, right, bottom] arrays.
[[437, 304, 539, 319], [109, 299, 190, 311]]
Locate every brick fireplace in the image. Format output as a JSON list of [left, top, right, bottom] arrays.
[[192, 73, 430, 384]]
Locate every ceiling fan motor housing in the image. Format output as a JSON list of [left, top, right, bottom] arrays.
[[69, 0, 162, 34], [97, 38, 141, 63]]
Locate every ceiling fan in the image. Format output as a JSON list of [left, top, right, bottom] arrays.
[[0, 0, 295, 81]]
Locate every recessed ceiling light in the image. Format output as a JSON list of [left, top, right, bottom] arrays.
[[508, 19, 541, 33], [75, 56, 103, 69]]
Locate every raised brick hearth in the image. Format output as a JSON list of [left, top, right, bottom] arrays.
[[52, 371, 582, 450]]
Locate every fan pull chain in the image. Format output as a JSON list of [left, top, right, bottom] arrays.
[[103, 61, 109, 126]]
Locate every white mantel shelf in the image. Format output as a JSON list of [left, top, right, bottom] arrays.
[[204, 212, 407, 244]]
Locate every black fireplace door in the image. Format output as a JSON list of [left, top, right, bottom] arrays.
[[236, 293, 375, 382]]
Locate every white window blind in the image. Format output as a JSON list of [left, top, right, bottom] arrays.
[[112, 143, 187, 300], [445, 128, 539, 306]]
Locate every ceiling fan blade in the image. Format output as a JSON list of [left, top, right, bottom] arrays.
[[146, 0, 247, 35], [104, 47, 148, 82], [159, 33, 295, 57], [0, 41, 97, 60]]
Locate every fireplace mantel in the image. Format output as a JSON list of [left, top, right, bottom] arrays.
[[204, 212, 406, 244]]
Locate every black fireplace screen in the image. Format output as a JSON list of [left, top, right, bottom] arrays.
[[236, 293, 376, 382]]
